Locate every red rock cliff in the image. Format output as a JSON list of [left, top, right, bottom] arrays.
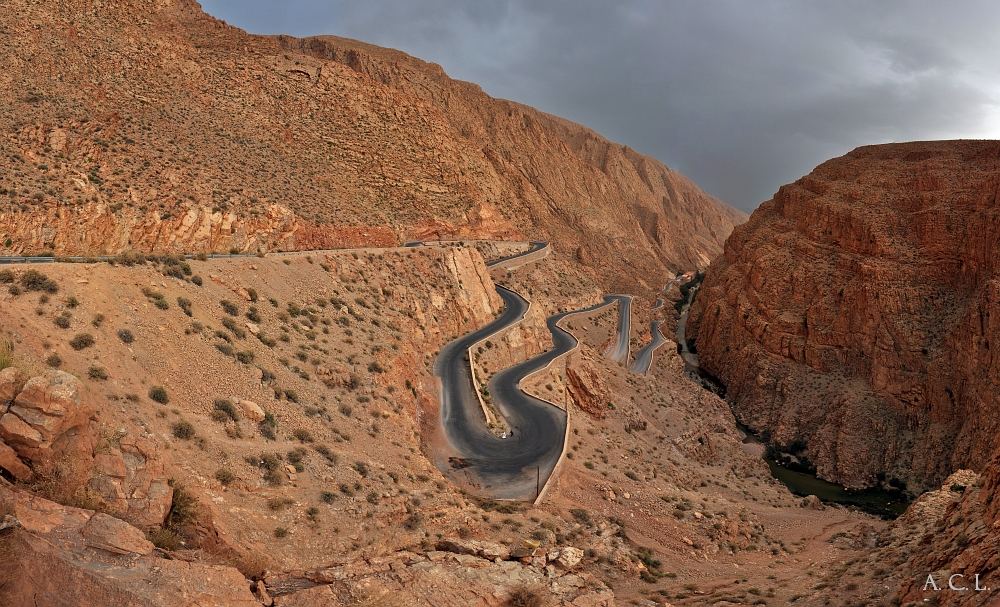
[[688, 140, 1000, 492]]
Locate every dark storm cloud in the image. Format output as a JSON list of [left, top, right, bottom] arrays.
[[200, 0, 1000, 213]]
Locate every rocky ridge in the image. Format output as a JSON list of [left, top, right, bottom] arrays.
[[688, 140, 1000, 493], [0, 0, 744, 293]]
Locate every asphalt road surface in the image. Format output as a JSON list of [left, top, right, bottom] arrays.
[[604, 295, 632, 365], [629, 320, 666, 375], [436, 283, 617, 499], [484, 241, 548, 267]]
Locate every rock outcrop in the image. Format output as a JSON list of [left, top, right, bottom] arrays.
[[688, 140, 1000, 492], [0, 487, 259, 607], [0, 370, 171, 525], [566, 352, 611, 419], [0, 370, 97, 474]]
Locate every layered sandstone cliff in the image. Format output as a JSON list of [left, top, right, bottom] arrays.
[[688, 140, 1000, 492], [0, 0, 744, 290]]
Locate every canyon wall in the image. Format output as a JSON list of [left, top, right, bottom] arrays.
[[0, 0, 744, 291], [688, 140, 1000, 492]]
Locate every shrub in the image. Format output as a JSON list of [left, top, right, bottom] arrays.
[[148, 527, 181, 551], [154, 297, 169, 310], [321, 491, 337, 504], [69, 333, 95, 350], [273, 527, 289, 538], [88, 366, 108, 380], [236, 350, 254, 364], [118, 328, 134, 344], [177, 297, 192, 316], [45, 353, 62, 368], [7, 285, 20, 296], [246, 288, 258, 302], [403, 513, 423, 530], [65, 295, 79, 308], [20, 269, 58, 293], [213, 399, 239, 421], [165, 479, 198, 528], [293, 428, 314, 443], [215, 343, 235, 356], [54, 312, 71, 329], [284, 389, 299, 403], [368, 362, 385, 373], [172, 420, 195, 439], [268, 497, 294, 511], [215, 469, 236, 486], [314, 445, 337, 463], [246, 306, 261, 323], [220, 300, 239, 316], [91, 313, 104, 328], [191, 275, 203, 286], [353, 461, 370, 478], [149, 385, 169, 404], [507, 586, 544, 607], [0, 269, 12, 283]]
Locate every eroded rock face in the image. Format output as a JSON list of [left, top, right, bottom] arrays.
[[0, 371, 170, 525], [88, 435, 172, 527], [566, 353, 610, 419], [0, 486, 258, 607], [0, 370, 96, 467], [688, 140, 1000, 492]]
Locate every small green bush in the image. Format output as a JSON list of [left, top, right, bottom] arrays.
[[191, 275, 203, 286], [54, 312, 71, 329], [20, 269, 58, 293], [149, 385, 169, 404], [172, 420, 194, 439], [213, 398, 239, 421], [88, 366, 108, 380], [148, 527, 181, 551], [69, 333, 95, 350], [220, 300, 239, 316]]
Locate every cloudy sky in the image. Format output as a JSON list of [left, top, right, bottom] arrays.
[[199, 1, 1000, 213]]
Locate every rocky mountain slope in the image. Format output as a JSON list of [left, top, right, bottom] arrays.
[[0, 0, 744, 294], [687, 140, 1000, 494]]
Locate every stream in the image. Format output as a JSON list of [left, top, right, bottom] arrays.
[[674, 284, 909, 518]]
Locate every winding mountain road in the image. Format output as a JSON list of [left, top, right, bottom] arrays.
[[434, 241, 620, 498], [629, 320, 666, 375]]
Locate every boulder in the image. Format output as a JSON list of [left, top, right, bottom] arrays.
[[240, 399, 266, 422], [0, 366, 26, 405], [2, 370, 94, 457], [557, 547, 584, 569], [0, 439, 31, 480], [81, 513, 155, 555], [0, 412, 43, 450]]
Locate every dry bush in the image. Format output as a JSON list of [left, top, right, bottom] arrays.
[[507, 585, 546, 607], [0, 338, 14, 371], [24, 456, 107, 513]]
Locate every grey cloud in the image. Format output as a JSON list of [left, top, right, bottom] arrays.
[[199, 0, 1000, 213]]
